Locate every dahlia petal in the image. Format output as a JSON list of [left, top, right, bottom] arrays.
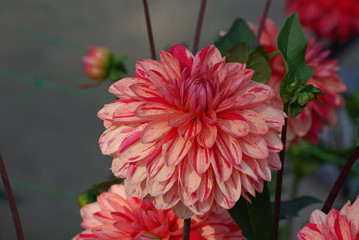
[[80, 203, 102, 228], [160, 51, 181, 83], [216, 132, 242, 166], [127, 160, 147, 184], [291, 111, 312, 137], [198, 222, 230, 239], [129, 83, 164, 102], [113, 102, 145, 122], [326, 209, 340, 236], [297, 225, 326, 240], [214, 183, 236, 209], [267, 152, 281, 170], [153, 183, 180, 210], [135, 102, 174, 120], [197, 168, 214, 202], [239, 174, 256, 197], [172, 201, 194, 219], [235, 159, 258, 180], [167, 112, 192, 127], [118, 128, 157, 162], [98, 100, 124, 122], [334, 215, 351, 240], [256, 159, 271, 182], [179, 158, 202, 193], [216, 169, 241, 202], [163, 129, 193, 167], [147, 170, 178, 196], [111, 157, 130, 178], [146, 146, 176, 182], [188, 142, 212, 174], [167, 44, 194, 70], [237, 109, 268, 135], [125, 179, 147, 199], [216, 93, 255, 113], [179, 188, 199, 206], [216, 112, 249, 138], [178, 118, 202, 140], [236, 81, 274, 106], [212, 146, 233, 182], [250, 103, 285, 128], [99, 125, 135, 156], [197, 122, 217, 148], [310, 210, 326, 225], [263, 130, 283, 152], [141, 117, 172, 144], [109, 78, 149, 99], [223, 69, 255, 97], [135, 59, 168, 82], [238, 134, 268, 159], [188, 191, 214, 215]]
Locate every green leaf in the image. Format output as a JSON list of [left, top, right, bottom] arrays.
[[246, 45, 272, 83], [277, 13, 314, 83], [77, 178, 124, 207], [278, 196, 321, 219], [228, 184, 273, 240], [215, 18, 255, 55], [225, 42, 248, 63], [289, 101, 306, 118]]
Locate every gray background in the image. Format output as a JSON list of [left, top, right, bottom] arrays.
[[0, 1, 358, 239]]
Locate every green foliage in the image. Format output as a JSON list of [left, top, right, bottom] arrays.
[[246, 45, 272, 83], [77, 178, 124, 207], [214, 18, 255, 55], [225, 42, 247, 63], [228, 184, 273, 240], [289, 140, 357, 179], [277, 196, 321, 220], [277, 13, 324, 117], [108, 54, 127, 82]]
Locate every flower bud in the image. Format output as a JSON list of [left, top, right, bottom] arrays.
[[82, 46, 111, 81]]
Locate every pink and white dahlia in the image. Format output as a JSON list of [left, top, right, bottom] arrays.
[[74, 184, 245, 240], [98, 44, 285, 218], [250, 19, 346, 145], [297, 195, 359, 240], [285, 0, 359, 42]]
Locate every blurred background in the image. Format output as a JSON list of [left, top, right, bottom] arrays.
[[0, 0, 358, 239]]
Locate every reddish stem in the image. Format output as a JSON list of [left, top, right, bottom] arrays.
[[272, 104, 289, 240], [192, 0, 207, 53], [183, 218, 191, 240], [321, 145, 359, 213], [0, 153, 24, 240], [255, 0, 272, 45], [142, 0, 156, 60]]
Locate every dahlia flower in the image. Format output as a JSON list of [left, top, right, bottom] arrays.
[[98, 44, 285, 218], [285, 0, 359, 42], [250, 19, 346, 145], [73, 184, 245, 240], [83, 46, 111, 81], [297, 195, 359, 240]]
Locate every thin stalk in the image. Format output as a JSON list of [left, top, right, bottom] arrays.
[[272, 104, 289, 240], [0, 153, 24, 240], [183, 218, 191, 240], [192, 0, 207, 53], [142, 0, 156, 60], [255, 0, 272, 45], [321, 144, 359, 213]]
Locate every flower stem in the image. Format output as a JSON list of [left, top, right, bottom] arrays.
[[192, 0, 207, 53], [255, 0, 272, 45], [183, 218, 191, 240], [321, 144, 359, 214], [272, 103, 289, 240], [0, 153, 24, 240], [142, 0, 156, 60]]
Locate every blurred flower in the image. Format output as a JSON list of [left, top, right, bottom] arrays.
[[98, 44, 285, 218], [285, 0, 359, 42], [250, 19, 346, 145], [73, 184, 245, 240], [81, 46, 112, 88], [297, 195, 359, 240]]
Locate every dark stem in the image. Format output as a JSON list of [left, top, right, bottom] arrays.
[[142, 0, 156, 60], [255, 0, 272, 45], [183, 218, 191, 240], [0, 153, 24, 240], [321, 145, 359, 213], [272, 104, 289, 240], [192, 0, 207, 53]]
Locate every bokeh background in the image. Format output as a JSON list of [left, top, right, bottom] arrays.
[[1, 0, 358, 239]]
